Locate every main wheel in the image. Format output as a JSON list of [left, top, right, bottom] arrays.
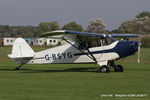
[[114, 65, 124, 72], [100, 65, 110, 73]]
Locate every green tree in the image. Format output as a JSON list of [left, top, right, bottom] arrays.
[[118, 21, 137, 33], [9, 26, 37, 37], [36, 22, 60, 35], [136, 11, 150, 18], [33, 21, 60, 37], [0, 25, 37, 38], [119, 12, 150, 34], [62, 21, 83, 31], [0, 25, 10, 37], [86, 18, 105, 33]]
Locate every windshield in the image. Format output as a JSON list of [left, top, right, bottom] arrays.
[[105, 35, 116, 45]]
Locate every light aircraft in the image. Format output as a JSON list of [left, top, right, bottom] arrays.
[[8, 30, 139, 73]]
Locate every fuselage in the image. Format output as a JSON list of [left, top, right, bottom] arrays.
[[28, 40, 139, 64]]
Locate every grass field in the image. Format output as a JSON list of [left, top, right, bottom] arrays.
[[0, 46, 150, 100]]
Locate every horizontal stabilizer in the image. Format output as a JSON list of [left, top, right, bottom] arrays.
[[8, 54, 34, 59]]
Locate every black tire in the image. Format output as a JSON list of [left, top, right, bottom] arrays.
[[115, 65, 124, 72], [100, 65, 110, 73]]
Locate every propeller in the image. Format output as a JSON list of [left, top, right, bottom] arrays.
[[137, 43, 140, 63], [137, 39, 141, 63]]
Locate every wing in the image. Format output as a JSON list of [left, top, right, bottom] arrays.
[[109, 34, 139, 38], [39, 30, 66, 37], [39, 30, 106, 42], [40, 30, 138, 38], [39, 30, 139, 42], [40, 30, 105, 38]]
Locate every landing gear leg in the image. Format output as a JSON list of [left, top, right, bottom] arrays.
[[15, 64, 24, 70], [108, 61, 124, 72]]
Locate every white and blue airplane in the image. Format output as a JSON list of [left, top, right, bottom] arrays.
[[8, 30, 139, 73]]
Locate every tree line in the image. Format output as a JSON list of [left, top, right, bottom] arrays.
[[0, 11, 150, 38]]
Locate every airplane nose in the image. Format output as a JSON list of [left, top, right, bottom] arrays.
[[130, 41, 139, 52], [116, 41, 139, 58]]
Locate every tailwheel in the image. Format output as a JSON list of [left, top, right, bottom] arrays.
[[100, 65, 110, 73], [114, 65, 124, 72], [14, 63, 24, 70]]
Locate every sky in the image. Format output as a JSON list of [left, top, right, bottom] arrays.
[[0, 0, 149, 30]]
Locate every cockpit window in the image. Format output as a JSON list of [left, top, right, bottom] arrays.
[[77, 35, 116, 49]]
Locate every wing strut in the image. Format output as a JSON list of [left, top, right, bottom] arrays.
[[62, 35, 97, 63], [77, 35, 97, 63]]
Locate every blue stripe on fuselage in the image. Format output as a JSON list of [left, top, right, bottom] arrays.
[[74, 41, 138, 58]]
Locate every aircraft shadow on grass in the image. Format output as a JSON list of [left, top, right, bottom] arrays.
[[0, 66, 99, 73], [23, 67, 99, 73]]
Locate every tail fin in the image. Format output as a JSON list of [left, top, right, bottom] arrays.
[[8, 38, 35, 59]]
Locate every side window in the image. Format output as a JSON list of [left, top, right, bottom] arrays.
[[49, 40, 52, 43], [36, 40, 38, 43], [87, 39, 101, 48], [53, 40, 56, 43], [6, 39, 9, 43], [40, 40, 42, 43], [10, 39, 13, 43]]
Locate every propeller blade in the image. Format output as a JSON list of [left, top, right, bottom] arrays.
[[137, 42, 141, 63]]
